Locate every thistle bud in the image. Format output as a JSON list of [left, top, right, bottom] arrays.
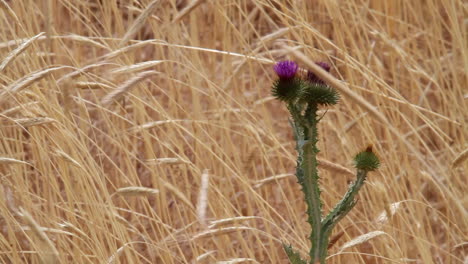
[[353, 147, 380, 171]]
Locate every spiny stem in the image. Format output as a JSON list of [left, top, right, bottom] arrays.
[[298, 104, 323, 262], [318, 169, 368, 263]]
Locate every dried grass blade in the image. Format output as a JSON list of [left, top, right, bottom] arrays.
[[192, 226, 253, 241], [0, 1, 22, 29], [12, 117, 56, 127], [56, 62, 114, 84], [0, 32, 45, 72], [110, 60, 164, 74], [196, 250, 216, 262], [145, 157, 191, 165], [0, 157, 31, 166], [161, 180, 194, 210], [114, 187, 160, 197], [120, 0, 160, 47], [130, 119, 187, 131], [197, 169, 210, 226], [208, 216, 259, 229], [75, 81, 113, 90], [19, 207, 59, 263], [375, 202, 402, 226], [317, 158, 354, 176], [339, 231, 387, 252], [107, 244, 126, 264], [102, 40, 155, 61], [101, 70, 157, 105], [173, 0, 207, 23], [253, 173, 294, 188], [452, 148, 468, 168], [54, 150, 82, 168], [64, 34, 110, 50], [216, 258, 259, 264], [1, 102, 40, 116]]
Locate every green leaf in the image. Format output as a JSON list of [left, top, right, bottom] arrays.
[[283, 244, 308, 264]]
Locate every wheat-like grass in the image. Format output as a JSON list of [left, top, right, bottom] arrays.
[[0, 66, 68, 102], [101, 70, 158, 105], [11, 117, 56, 127], [63, 34, 110, 51], [75, 81, 114, 90], [0, 101, 40, 116], [0, 32, 45, 72], [119, 0, 160, 47], [53, 150, 82, 168], [338, 231, 388, 253], [110, 60, 164, 75], [0, 157, 31, 166]]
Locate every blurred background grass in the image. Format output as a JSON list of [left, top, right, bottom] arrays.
[[0, 0, 466, 263]]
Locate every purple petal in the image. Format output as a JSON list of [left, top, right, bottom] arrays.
[[274, 60, 298, 80]]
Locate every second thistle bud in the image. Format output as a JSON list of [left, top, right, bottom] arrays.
[[299, 62, 339, 106], [306, 62, 331, 85], [354, 146, 380, 171]]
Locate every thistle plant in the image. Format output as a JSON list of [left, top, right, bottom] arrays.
[[271, 60, 380, 264]]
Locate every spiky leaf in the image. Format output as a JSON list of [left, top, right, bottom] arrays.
[[283, 244, 307, 264]]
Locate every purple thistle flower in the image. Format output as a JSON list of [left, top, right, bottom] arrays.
[[316, 62, 330, 72], [307, 62, 331, 85], [274, 60, 298, 80]]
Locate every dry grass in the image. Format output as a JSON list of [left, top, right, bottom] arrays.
[[0, 0, 466, 263]]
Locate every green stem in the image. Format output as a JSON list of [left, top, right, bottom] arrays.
[[288, 103, 323, 263], [318, 169, 368, 263], [301, 104, 323, 263]]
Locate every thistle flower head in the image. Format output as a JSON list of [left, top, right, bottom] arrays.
[[274, 60, 298, 80], [307, 62, 331, 85]]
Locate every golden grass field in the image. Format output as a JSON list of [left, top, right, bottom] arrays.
[[0, 0, 466, 263]]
